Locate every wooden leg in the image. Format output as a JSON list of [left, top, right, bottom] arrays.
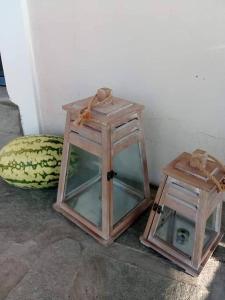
[[137, 112, 150, 200], [55, 112, 71, 206], [101, 125, 112, 240], [142, 175, 168, 240], [192, 191, 208, 269]]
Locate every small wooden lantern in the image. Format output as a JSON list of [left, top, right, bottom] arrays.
[[140, 151, 224, 276], [54, 94, 150, 245]]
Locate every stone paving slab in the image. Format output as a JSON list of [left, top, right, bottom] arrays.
[[4, 237, 208, 300], [0, 257, 28, 300], [0, 179, 224, 299]]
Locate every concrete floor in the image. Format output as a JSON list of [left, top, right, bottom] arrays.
[[0, 179, 224, 300]]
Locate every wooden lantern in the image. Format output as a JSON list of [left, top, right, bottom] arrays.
[[140, 151, 224, 276], [54, 94, 151, 245]]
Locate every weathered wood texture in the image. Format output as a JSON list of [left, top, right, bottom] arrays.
[[141, 152, 224, 276], [54, 95, 151, 244]]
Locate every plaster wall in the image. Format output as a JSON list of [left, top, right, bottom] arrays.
[[28, 1, 225, 183], [0, 0, 40, 134]]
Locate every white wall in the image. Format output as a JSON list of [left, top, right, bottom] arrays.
[[27, 0, 225, 184], [0, 0, 40, 134]]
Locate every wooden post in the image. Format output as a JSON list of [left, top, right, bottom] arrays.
[[142, 175, 167, 239], [55, 112, 71, 206], [137, 112, 150, 201], [192, 191, 208, 269], [101, 125, 112, 240]]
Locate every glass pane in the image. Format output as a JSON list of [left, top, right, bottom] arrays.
[[204, 207, 217, 248], [113, 143, 145, 225], [64, 144, 102, 228], [155, 206, 195, 257]]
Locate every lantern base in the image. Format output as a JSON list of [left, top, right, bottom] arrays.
[[140, 232, 223, 277], [53, 203, 112, 245], [54, 198, 151, 246]]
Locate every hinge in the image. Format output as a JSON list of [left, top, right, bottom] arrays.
[[107, 170, 117, 181], [153, 203, 163, 214]]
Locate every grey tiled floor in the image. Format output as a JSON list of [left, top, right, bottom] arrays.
[[0, 101, 225, 299], [0, 180, 224, 300]]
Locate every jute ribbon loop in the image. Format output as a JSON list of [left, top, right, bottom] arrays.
[[74, 88, 113, 126], [190, 149, 225, 192]]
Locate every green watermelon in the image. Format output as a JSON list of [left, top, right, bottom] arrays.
[[0, 135, 72, 189]]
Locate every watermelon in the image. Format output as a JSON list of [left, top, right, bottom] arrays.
[[0, 135, 70, 189]]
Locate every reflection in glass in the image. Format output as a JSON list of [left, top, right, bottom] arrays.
[[64, 144, 102, 228], [113, 143, 145, 225], [154, 205, 220, 258], [155, 206, 195, 257]]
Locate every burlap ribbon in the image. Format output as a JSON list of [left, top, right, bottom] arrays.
[[190, 149, 225, 192], [74, 88, 113, 126]]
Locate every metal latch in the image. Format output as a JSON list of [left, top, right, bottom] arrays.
[[153, 203, 163, 214], [107, 170, 117, 181]]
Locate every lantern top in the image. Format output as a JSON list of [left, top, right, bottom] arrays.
[[164, 152, 225, 191], [63, 96, 144, 126]]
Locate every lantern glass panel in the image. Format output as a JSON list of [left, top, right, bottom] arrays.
[[112, 143, 145, 225], [64, 144, 102, 228], [154, 206, 195, 257]]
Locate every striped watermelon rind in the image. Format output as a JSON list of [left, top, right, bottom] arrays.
[[0, 135, 77, 189]]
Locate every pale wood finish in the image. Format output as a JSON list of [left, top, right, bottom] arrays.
[[141, 152, 224, 276], [69, 132, 102, 157], [191, 191, 208, 269], [146, 182, 173, 239], [101, 125, 113, 239], [54, 95, 151, 244], [215, 201, 223, 232], [53, 202, 112, 245], [206, 193, 223, 220], [167, 182, 199, 207], [137, 112, 150, 201], [142, 175, 168, 239], [140, 232, 223, 277], [112, 118, 139, 143], [148, 234, 192, 266], [165, 194, 197, 221], [164, 152, 225, 192], [71, 122, 102, 144], [112, 198, 150, 237], [63, 97, 144, 127], [166, 186, 198, 209], [56, 112, 71, 205], [112, 131, 140, 156]]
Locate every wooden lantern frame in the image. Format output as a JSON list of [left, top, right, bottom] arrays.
[[140, 152, 224, 276], [54, 96, 151, 245]]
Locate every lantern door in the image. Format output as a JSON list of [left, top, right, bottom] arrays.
[[111, 139, 149, 236], [62, 144, 103, 232], [55, 95, 151, 245], [144, 177, 223, 273], [145, 178, 199, 266]]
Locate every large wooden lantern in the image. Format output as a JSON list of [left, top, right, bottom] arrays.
[[140, 151, 225, 276], [54, 90, 150, 245]]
